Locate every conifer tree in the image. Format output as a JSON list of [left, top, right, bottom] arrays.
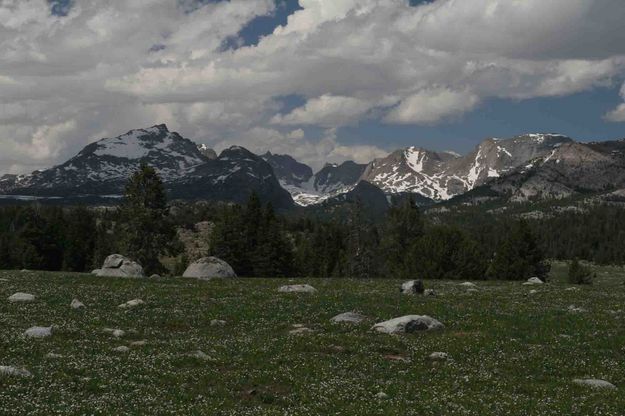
[[380, 197, 424, 279], [118, 163, 181, 274]]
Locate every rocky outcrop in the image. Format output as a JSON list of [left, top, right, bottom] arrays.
[[93, 254, 144, 278], [182, 256, 236, 279]]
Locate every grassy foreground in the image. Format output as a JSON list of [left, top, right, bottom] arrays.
[[1, 263, 624, 415]]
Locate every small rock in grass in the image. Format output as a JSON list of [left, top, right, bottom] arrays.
[[459, 282, 477, 288], [523, 277, 544, 286], [428, 352, 449, 361], [0, 365, 32, 378], [189, 350, 212, 361], [103, 328, 125, 338], [112, 346, 130, 353], [289, 327, 314, 335], [45, 353, 63, 359], [565, 287, 579, 291], [23, 326, 52, 338], [573, 379, 616, 390], [149, 274, 160, 279], [568, 305, 586, 313], [400, 280, 424, 294], [0, 278, 8, 282], [528, 289, 538, 295], [384, 354, 410, 363], [8, 292, 35, 303], [466, 288, 479, 293], [130, 340, 147, 347], [372, 315, 444, 334], [70, 299, 85, 309], [423, 289, 437, 296], [210, 319, 227, 326], [330, 312, 366, 324], [118, 299, 144, 309], [278, 284, 317, 293], [375, 392, 389, 400]]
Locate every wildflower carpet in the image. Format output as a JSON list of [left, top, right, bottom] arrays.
[[1, 263, 624, 415]]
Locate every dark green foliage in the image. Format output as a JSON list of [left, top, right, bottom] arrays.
[[410, 226, 487, 280], [62, 206, 96, 272], [117, 164, 181, 275], [345, 200, 380, 278], [568, 258, 594, 285], [379, 198, 424, 279], [486, 220, 550, 280], [210, 193, 294, 277]]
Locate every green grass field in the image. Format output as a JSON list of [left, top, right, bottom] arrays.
[[1, 263, 624, 415]]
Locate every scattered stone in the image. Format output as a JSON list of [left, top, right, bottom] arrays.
[[528, 289, 538, 295], [375, 392, 389, 400], [383, 354, 410, 363], [23, 326, 53, 338], [523, 277, 544, 286], [8, 292, 35, 303], [400, 280, 424, 294], [189, 350, 212, 361], [372, 315, 444, 334], [0, 365, 32, 378], [568, 305, 587, 313], [112, 346, 130, 353], [118, 299, 144, 309], [210, 319, 227, 326], [459, 282, 477, 288], [289, 327, 314, 335], [20, 269, 30, 273], [466, 288, 479, 293], [565, 287, 579, 291], [149, 274, 160, 279], [45, 353, 63, 359], [573, 379, 616, 390], [278, 284, 317, 293], [70, 299, 85, 309], [0, 278, 8, 282], [103, 328, 125, 338], [330, 312, 366, 324], [182, 256, 236, 279], [423, 289, 437, 296], [130, 340, 147, 347], [93, 254, 144, 278], [428, 352, 449, 361]]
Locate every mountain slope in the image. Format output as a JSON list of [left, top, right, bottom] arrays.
[[361, 134, 573, 201], [0, 125, 293, 209]]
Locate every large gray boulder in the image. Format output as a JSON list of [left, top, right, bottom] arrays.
[[182, 256, 236, 279], [92, 254, 144, 278], [372, 315, 444, 334]]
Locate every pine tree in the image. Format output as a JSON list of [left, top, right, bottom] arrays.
[[63, 206, 96, 272], [486, 220, 549, 280], [380, 197, 424, 279], [117, 163, 181, 275], [346, 200, 379, 278]]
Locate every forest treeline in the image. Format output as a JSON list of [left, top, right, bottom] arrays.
[[1, 168, 624, 278]]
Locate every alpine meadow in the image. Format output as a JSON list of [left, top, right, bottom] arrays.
[[2, 1, 625, 415]]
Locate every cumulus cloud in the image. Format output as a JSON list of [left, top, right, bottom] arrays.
[[271, 95, 376, 127], [1, 0, 625, 174], [605, 83, 625, 122], [384, 88, 479, 124]]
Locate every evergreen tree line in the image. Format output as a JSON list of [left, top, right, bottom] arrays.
[[2, 165, 625, 277]]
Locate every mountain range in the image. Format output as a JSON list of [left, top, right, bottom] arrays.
[[1, 124, 625, 210]]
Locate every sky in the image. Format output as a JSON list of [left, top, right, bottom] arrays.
[[1, 0, 625, 174]]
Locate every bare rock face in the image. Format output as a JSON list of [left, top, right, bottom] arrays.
[[93, 254, 144, 278], [372, 315, 444, 334], [182, 256, 236, 279]]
